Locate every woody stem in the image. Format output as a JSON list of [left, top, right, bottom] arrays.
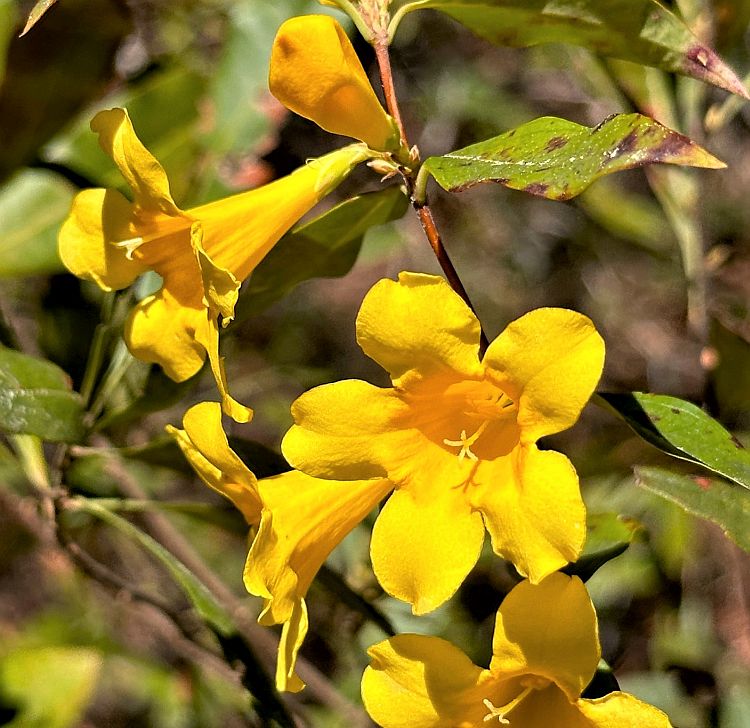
[[373, 36, 490, 352]]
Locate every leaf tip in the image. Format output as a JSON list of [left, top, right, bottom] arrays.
[[683, 43, 750, 99]]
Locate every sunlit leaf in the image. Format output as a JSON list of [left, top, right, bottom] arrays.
[[0, 645, 101, 728], [393, 0, 748, 97], [422, 114, 724, 201], [71, 497, 236, 636], [234, 186, 408, 321], [20, 0, 58, 36], [0, 169, 73, 277], [564, 512, 643, 581], [599, 392, 750, 490], [635, 466, 750, 553], [0, 346, 84, 442]]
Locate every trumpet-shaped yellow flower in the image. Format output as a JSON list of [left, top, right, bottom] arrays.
[[59, 107, 370, 421], [282, 272, 605, 614], [362, 573, 673, 728], [269, 15, 400, 151], [167, 401, 391, 692]]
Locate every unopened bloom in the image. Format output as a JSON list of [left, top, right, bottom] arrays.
[[362, 572, 673, 727], [269, 15, 400, 151], [282, 272, 605, 614], [167, 402, 390, 692], [59, 108, 370, 420]]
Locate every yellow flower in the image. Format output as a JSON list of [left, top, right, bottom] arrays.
[[59, 107, 371, 421], [269, 15, 400, 152], [362, 572, 674, 728], [167, 402, 391, 692], [282, 272, 605, 614]]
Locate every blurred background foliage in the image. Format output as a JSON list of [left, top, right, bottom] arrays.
[[1, 0, 750, 726]]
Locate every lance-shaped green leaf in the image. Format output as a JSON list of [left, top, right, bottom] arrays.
[[0, 346, 85, 442], [234, 185, 408, 321], [421, 113, 724, 201], [70, 497, 236, 635], [598, 392, 750, 490], [390, 0, 748, 97], [635, 466, 750, 553]]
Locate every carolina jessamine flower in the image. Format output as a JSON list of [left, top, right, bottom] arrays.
[[167, 402, 391, 692], [282, 271, 605, 614], [362, 572, 673, 728], [59, 107, 371, 421], [269, 15, 400, 152]]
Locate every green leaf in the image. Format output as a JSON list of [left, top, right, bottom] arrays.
[[0, 169, 74, 277], [422, 113, 724, 201], [0, 646, 101, 728], [0, 346, 85, 442], [635, 466, 750, 552], [564, 512, 643, 581], [234, 186, 408, 321], [20, 0, 58, 36], [393, 0, 748, 97], [71, 497, 236, 636], [598, 392, 750, 490]]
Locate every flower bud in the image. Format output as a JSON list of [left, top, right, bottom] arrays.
[[269, 15, 400, 152]]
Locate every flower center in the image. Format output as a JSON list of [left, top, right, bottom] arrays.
[[482, 676, 550, 724], [443, 391, 515, 462]]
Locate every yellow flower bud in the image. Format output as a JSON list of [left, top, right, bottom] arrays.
[[269, 15, 400, 152]]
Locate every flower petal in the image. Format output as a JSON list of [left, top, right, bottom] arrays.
[[472, 445, 586, 584], [193, 145, 371, 282], [362, 634, 493, 728], [193, 312, 250, 422], [490, 573, 599, 701], [244, 470, 391, 624], [124, 289, 206, 382], [282, 380, 410, 480], [90, 108, 181, 216], [167, 401, 260, 524], [269, 15, 399, 151], [58, 188, 147, 290], [483, 308, 605, 442], [576, 692, 674, 727], [356, 272, 483, 388], [371, 485, 484, 615], [275, 598, 308, 693]]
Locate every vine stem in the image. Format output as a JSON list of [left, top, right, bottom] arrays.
[[373, 36, 490, 351]]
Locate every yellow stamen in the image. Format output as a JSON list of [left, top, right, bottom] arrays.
[[482, 686, 535, 724], [443, 420, 490, 462]]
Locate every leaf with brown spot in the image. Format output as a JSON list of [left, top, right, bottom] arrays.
[[20, 0, 58, 36], [422, 113, 724, 201], [599, 392, 750, 491], [393, 0, 748, 97], [635, 467, 750, 553]]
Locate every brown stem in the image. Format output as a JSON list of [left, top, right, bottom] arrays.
[[415, 205, 490, 351], [374, 39, 407, 143], [373, 37, 490, 352]]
